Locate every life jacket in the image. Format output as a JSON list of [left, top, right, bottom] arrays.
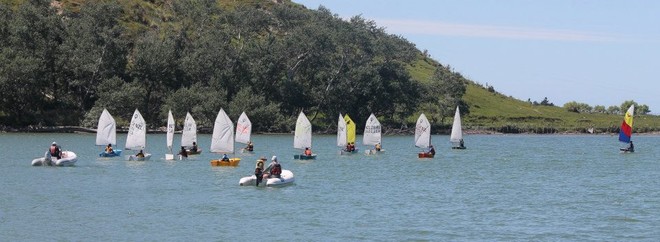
[[50, 146, 59, 155], [271, 164, 282, 176]]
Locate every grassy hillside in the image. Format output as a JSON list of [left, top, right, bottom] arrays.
[[405, 55, 660, 133]]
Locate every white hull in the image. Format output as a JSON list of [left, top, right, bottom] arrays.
[[32, 151, 77, 166], [364, 149, 385, 155], [165, 154, 174, 160], [239, 170, 294, 187], [126, 153, 152, 161]]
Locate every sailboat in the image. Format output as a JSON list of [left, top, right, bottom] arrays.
[[450, 106, 466, 149], [363, 113, 383, 154], [182, 112, 201, 155], [619, 105, 635, 153], [415, 113, 434, 158], [235, 112, 253, 153], [210, 109, 241, 166], [293, 111, 316, 159], [125, 109, 151, 161], [165, 110, 175, 160], [338, 114, 358, 154], [97, 108, 122, 157], [337, 114, 348, 153]]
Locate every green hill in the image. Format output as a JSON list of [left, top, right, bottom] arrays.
[[1, 0, 658, 133]]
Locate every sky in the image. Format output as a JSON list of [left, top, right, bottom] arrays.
[[293, 0, 660, 111]]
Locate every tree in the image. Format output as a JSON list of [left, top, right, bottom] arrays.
[[637, 104, 651, 115], [620, 100, 638, 113], [607, 105, 621, 114], [593, 105, 606, 113]]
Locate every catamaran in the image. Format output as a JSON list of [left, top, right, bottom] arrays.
[[125, 109, 151, 161], [210, 109, 241, 166], [97, 108, 122, 157], [363, 113, 383, 154], [619, 105, 635, 153], [294, 111, 316, 159], [450, 106, 466, 149], [415, 113, 434, 158]]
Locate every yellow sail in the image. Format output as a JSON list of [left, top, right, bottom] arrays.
[[344, 114, 356, 144]]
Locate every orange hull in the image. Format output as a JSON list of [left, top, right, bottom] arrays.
[[418, 153, 434, 158], [210, 158, 241, 166]]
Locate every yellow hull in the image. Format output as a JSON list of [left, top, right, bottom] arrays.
[[210, 158, 241, 166]]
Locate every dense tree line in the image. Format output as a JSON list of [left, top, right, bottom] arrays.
[[563, 100, 650, 115], [0, 0, 467, 132]]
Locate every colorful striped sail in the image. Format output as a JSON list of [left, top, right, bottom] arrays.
[[618, 105, 634, 143]]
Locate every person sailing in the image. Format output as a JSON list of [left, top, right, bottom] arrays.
[[459, 139, 465, 149], [625, 141, 635, 152], [190, 142, 198, 153], [304, 147, 312, 156], [245, 141, 254, 152], [105, 143, 115, 155], [375, 143, 382, 152], [136, 150, 145, 158], [427, 145, 436, 156], [178, 146, 188, 159]]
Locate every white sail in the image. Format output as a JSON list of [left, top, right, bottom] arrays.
[[363, 113, 381, 146], [294, 111, 312, 149], [96, 108, 116, 146], [415, 113, 431, 149], [166, 110, 174, 151], [337, 113, 347, 147], [450, 106, 463, 143], [181, 112, 197, 148], [210, 109, 235, 153], [235, 112, 252, 144], [125, 109, 147, 150]]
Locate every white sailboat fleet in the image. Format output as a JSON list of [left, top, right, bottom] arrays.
[[450, 106, 466, 149], [209, 109, 241, 166], [125, 109, 151, 161], [97, 108, 122, 157]]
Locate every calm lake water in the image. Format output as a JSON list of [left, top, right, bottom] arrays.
[[1, 133, 659, 241]]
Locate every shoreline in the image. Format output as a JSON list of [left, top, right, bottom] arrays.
[[2, 125, 656, 135]]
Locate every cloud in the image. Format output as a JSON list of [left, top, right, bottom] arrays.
[[376, 19, 623, 42]]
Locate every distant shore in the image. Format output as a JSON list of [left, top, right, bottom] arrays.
[[2, 125, 649, 135]]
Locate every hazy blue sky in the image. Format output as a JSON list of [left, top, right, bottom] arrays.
[[294, 0, 660, 110]]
